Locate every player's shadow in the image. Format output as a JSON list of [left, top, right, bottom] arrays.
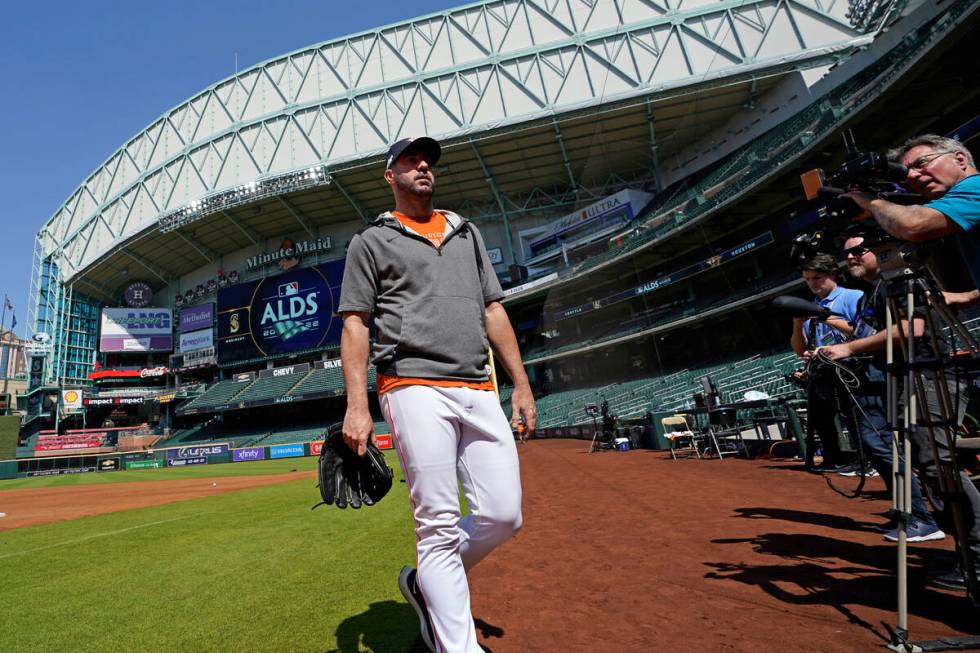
[[325, 600, 424, 653], [729, 506, 885, 535], [326, 600, 504, 653]]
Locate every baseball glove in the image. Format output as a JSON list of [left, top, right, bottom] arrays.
[[313, 423, 393, 510]]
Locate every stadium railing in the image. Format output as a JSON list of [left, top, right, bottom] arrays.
[[523, 274, 799, 364]]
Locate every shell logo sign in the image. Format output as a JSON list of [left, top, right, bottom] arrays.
[[62, 389, 83, 410]]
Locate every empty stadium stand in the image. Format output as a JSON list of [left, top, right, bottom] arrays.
[[519, 351, 804, 430]]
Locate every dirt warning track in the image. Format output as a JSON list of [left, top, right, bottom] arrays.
[[466, 439, 978, 653]]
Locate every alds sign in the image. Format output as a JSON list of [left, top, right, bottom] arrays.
[[216, 262, 344, 364]]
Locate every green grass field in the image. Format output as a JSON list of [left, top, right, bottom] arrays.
[[0, 456, 321, 489], [0, 455, 428, 652]]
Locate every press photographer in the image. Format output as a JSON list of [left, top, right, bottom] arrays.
[[841, 134, 980, 306], [817, 234, 980, 591]]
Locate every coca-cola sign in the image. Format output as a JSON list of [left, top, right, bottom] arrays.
[[139, 366, 168, 378]]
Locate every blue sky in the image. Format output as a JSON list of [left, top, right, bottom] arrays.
[[0, 0, 459, 336]]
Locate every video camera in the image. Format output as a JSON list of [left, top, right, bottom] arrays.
[[791, 130, 923, 266]]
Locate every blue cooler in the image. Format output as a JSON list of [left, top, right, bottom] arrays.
[[615, 437, 630, 451]]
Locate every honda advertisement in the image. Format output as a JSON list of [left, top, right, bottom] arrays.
[[100, 308, 173, 352], [270, 444, 305, 459], [216, 261, 344, 365]]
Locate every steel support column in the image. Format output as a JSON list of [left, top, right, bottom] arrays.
[[469, 139, 516, 266], [553, 120, 578, 192], [646, 99, 663, 191]]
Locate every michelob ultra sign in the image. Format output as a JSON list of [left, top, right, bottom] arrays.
[[216, 261, 344, 364]]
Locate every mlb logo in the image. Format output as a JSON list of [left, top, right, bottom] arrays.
[[278, 282, 299, 297]]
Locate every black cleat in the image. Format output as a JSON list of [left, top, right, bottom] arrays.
[[399, 566, 435, 652]]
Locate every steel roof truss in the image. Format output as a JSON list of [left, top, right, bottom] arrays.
[[120, 249, 171, 285], [276, 196, 317, 238], [173, 230, 217, 264], [330, 176, 371, 224]]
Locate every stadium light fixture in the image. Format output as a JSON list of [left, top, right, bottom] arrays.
[[158, 165, 331, 233]]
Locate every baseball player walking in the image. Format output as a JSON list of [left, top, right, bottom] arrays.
[[338, 136, 536, 653]]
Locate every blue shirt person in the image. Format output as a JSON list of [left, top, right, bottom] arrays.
[[842, 134, 980, 308]]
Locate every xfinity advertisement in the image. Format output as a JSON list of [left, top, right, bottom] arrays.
[[216, 261, 344, 364]]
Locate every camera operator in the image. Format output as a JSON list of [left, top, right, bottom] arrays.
[[790, 254, 862, 471], [818, 235, 980, 590], [842, 134, 980, 307], [601, 399, 617, 442]]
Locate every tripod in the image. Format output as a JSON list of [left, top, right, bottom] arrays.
[[879, 265, 980, 652]]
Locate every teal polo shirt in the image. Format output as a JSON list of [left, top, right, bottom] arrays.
[[925, 173, 980, 287]]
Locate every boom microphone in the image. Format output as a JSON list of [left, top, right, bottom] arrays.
[[771, 295, 845, 321]]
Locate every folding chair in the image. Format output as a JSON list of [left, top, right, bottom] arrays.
[[661, 415, 701, 459], [707, 407, 749, 459]]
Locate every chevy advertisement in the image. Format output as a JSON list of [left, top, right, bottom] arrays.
[[100, 308, 173, 353], [216, 262, 344, 364]]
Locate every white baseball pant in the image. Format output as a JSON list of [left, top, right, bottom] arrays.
[[381, 384, 523, 653]]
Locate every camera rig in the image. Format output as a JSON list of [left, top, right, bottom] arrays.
[[792, 130, 924, 267], [783, 130, 980, 650]]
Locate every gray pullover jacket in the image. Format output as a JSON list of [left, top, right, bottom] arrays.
[[337, 210, 504, 381]]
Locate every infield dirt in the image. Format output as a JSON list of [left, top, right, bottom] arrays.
[[0, 471, 315, 531]]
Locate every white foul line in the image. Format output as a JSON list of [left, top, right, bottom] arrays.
[[0, 513, 203, 561]]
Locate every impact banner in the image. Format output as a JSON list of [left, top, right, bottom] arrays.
[[216, 262, 344, 365], [100, 308, 173, 352]]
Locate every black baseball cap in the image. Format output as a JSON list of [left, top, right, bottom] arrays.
[[385, 136, 441, 169]]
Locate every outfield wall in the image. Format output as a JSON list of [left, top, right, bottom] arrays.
[[4, 433, 395, 478]]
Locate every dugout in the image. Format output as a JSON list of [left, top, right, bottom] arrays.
[[17, 453, 101, 477]]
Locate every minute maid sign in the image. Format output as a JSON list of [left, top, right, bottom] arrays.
[[246, 237, 332, 271], [216, 261, 345, 364]]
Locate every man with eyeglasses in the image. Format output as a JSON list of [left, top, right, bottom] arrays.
[[842, 134, 980, 307], [818, 234, 980, 591]]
